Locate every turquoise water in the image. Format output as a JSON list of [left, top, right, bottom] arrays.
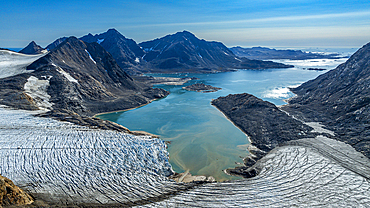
[[97, 58, 348, 181]]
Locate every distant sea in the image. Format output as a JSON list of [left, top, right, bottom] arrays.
[[3, 48, 22, 52], [97, 48, 354, 181]]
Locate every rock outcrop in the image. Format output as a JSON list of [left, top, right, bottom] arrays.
[[0, 174, 33, 207], [19, 41, 46, 55]]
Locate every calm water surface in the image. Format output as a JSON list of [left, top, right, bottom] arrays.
[[97, 58, 348, 181]]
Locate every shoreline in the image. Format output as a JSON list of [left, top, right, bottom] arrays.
[[211, 102, 252, 144], [93, 97, 166, 137]]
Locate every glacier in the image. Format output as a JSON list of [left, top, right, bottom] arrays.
[[0, 50, 46, 79], [0, 106, 186, 206], [1, 105, 369, 207]]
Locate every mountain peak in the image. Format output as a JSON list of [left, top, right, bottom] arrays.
[[174, 30, 197, 39], [105, 28, 121, 36], [80, 29, 145, 72], [19, 41, 45, 55]]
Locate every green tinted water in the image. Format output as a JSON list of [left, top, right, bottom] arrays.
[[97, 58, 347, 181]]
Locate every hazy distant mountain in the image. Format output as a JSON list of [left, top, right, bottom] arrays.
[[0, 37, 168, 116], [46, 37, 68, 51], [139, 31, 291, 73], [19, 41, 46, 54], [230, 46, 342, 60], [80, 29, 145, 74]]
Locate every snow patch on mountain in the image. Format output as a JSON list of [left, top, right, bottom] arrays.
[[85, 49, 96, 64], [97, 39, 104, 44], [52, 63, 79, 83], [24, 76, 52, 110]]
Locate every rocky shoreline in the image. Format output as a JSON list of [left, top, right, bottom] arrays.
[[211, 93, 321, 177]]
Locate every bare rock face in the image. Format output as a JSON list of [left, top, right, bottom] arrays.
[[0, 174, 33, 207]]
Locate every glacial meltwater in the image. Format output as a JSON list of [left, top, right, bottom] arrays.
[[97, 57, 349, 181]]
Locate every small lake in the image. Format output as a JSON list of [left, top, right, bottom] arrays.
[[97, 57, 348, 181]]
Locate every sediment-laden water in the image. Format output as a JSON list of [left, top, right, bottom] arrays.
[[98, 57, 349, 181]]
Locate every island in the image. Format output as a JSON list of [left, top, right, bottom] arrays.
[[183, 83, 222, 93]]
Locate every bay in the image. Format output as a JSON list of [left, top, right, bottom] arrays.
[[97, 57, 348, 181]]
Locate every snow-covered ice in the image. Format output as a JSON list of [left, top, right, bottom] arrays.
[[0, 50, 46, 79], [24, 76, 52, 110], [0, 106, 180, 206]]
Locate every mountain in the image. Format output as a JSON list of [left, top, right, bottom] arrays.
[[45, 37, 67, 51], [19, 41, 46, 54], [282, 42, 370, 158], [230, 46, 343, 60], [80, 28, 145, 74], [0, 37, 168, 116], [139, 31, 291, 73], [45, 29, 291, 74]]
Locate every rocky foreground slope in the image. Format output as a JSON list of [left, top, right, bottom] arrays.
[[0, 174, 33, 207]]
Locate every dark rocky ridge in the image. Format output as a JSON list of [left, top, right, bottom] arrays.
[[230, 46, 343, 60], [45, 37, 67, 51], [19, 41, 45, 54], [139, 31, 292, 73], [0, 37, 169, 122], [282, 42, 370, 159], [211, 93, 319, 177]]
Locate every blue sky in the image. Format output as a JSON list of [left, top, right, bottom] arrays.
[[1, 0, 370, 48]]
